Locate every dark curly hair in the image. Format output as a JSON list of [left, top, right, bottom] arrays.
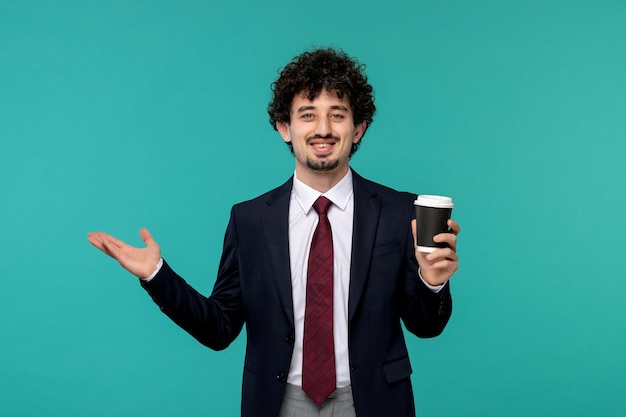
[[268, 47, 376, 156]]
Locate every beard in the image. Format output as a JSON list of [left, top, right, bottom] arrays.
[[303, 134, 343, 172], [305, 156, 340, 172]]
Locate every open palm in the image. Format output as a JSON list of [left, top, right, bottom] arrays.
[[87, 228, 161, 279]]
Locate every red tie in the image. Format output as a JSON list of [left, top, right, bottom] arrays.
[[302, 196, 336, 406]]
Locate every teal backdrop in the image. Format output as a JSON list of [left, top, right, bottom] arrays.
[[1, 1, 625, 416]]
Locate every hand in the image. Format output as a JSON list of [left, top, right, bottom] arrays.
[[87, 228, 161, 279], [411, 219, 460, 286]]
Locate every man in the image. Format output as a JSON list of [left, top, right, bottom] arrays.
[[88, 48, 460, 417]]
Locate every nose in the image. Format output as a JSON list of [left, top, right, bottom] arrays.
[[314, 117, 332, 137]]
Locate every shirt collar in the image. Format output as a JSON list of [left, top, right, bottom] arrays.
[[292, 169, 354, 214]]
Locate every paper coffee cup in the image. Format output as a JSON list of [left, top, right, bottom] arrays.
[[414, 195, 454, 253]]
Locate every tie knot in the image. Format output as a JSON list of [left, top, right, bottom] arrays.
[[313, 196, 332, 215]]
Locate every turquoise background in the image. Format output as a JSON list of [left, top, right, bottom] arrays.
[[1, 0, 625, 416]]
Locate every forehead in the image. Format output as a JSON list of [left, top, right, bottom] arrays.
[[291, 89, 352, 111]]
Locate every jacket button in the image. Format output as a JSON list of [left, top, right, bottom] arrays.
[[285, 334, 294, 344], [276, 372, 287, 383]]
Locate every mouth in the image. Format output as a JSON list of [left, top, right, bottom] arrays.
[[308, 137, 337, 156]]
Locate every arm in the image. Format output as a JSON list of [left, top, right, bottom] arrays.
[[87, 215, 245, 351], [142, 213, 245, 350], [401, 219, 460, 337]]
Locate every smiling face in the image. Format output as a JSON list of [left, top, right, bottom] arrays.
[[276, 89, 366, 190]]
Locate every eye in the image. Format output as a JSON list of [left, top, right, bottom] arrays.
[[330, 113, 345, 120], [301, 113, 314, 120]]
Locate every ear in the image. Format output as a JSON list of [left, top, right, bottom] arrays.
[[276, 121, 291, 143], [353, 121, 367, 144]]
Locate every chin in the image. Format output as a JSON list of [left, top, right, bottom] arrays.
[[305, 157, 340, 172]]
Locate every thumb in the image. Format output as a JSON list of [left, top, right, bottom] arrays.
[[139, 228, 156, 248]]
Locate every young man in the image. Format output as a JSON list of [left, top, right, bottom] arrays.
[[88, 48, 460, 417]]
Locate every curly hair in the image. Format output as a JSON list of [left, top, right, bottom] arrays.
[[268, 48, 376, 156]]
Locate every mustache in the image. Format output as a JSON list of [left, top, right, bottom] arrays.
[[307, 134, 340, 141]]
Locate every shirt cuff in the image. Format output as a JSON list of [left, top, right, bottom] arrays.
[[141, 258, 164, 282], [418, 267, 446, 293]]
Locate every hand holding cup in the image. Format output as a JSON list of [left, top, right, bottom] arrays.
[[412, 195, 460, 286]]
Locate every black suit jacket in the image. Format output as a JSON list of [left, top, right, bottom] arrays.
[[142, 171, 452, 417]]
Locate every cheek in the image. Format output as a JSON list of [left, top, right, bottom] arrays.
[[292, 129, 312, 144]]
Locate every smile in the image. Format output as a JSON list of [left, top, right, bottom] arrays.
[[309, 141, 336, 155]]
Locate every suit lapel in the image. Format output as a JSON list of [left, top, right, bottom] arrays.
[[262, 177, 295, 327], [348, 172, 380, 322]]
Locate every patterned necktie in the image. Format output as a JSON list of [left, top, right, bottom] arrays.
[[302, 196, 336, 406]]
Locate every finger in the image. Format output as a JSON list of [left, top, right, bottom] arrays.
[[447, 219, 461, 235], [99, 233, 126, 249], [140, 228, 155, 248], [87, 232, 113, 257], [433, 233, 457, 252], [87, 232, 101, 247], [100, 236, 124, 260], [88, 231, 125, 249], [411, 220, 417, 246], [427, 259, 458, 272], [425, 248, 458, 263]]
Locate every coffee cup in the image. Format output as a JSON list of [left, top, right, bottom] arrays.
[[414, 195, 454, 252]]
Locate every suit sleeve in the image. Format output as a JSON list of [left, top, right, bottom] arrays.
[[140, 210, 245, 351]]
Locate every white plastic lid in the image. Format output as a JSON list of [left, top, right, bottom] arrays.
[[414, 195, 454, 208]]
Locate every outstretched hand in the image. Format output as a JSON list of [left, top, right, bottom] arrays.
[[411, 219, 460, 286], [87, 228, 161, 279]]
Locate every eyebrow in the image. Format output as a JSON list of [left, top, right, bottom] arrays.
[[296, 105, 350, 113]]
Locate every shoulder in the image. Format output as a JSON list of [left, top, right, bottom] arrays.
[[231, 176, 293, 212], [352, 171, 416, 205]]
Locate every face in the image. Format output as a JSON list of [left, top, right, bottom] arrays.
[[276, 90, 366, 184]]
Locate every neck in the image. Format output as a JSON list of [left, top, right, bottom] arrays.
[[295, 165, 350, 193]]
